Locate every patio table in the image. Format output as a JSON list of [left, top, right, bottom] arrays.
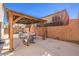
[[19, 32, 36, 46]]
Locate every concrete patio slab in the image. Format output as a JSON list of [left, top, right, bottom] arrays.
[[0, 34, 79, 56]]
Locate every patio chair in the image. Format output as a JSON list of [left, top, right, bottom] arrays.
[[29, 32, 36, 43], [19, 32, 30, 46]]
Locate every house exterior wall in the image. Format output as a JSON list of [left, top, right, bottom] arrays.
[[0, 3, 4, 39], [42, 10, 69, 25]]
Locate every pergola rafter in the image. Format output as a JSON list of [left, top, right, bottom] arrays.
[[13, 16, 24, 24]]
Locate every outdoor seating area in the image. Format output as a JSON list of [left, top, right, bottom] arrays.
[[19, 29, 36, 46]]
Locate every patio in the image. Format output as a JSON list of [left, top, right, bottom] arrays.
[[0, 34, 79, 56], [2, 5, 79, 56]]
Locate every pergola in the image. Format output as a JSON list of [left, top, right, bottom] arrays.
[[6, 8, 46, 51]]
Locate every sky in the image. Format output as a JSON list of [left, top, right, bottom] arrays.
[[4, 3, 79, 24]]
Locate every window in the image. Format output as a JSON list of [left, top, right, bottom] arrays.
[[52, 15, 63, 26]]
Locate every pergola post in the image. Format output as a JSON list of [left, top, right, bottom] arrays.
[[8, 11, 14, 51]]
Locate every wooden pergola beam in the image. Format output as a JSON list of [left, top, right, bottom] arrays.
[[13, 16, 23, 24], [12, 13, 35, 20], [6, 9, 39, 20]]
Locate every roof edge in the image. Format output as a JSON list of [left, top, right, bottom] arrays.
[[41, 9, 68, 18]]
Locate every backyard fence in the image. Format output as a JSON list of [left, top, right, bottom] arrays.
[[36, 20, 79, 43]]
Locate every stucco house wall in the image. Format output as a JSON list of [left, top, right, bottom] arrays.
[[42, 10, 69, 25]]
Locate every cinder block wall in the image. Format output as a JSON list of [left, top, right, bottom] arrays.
[[36, 20, 79, 43]]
